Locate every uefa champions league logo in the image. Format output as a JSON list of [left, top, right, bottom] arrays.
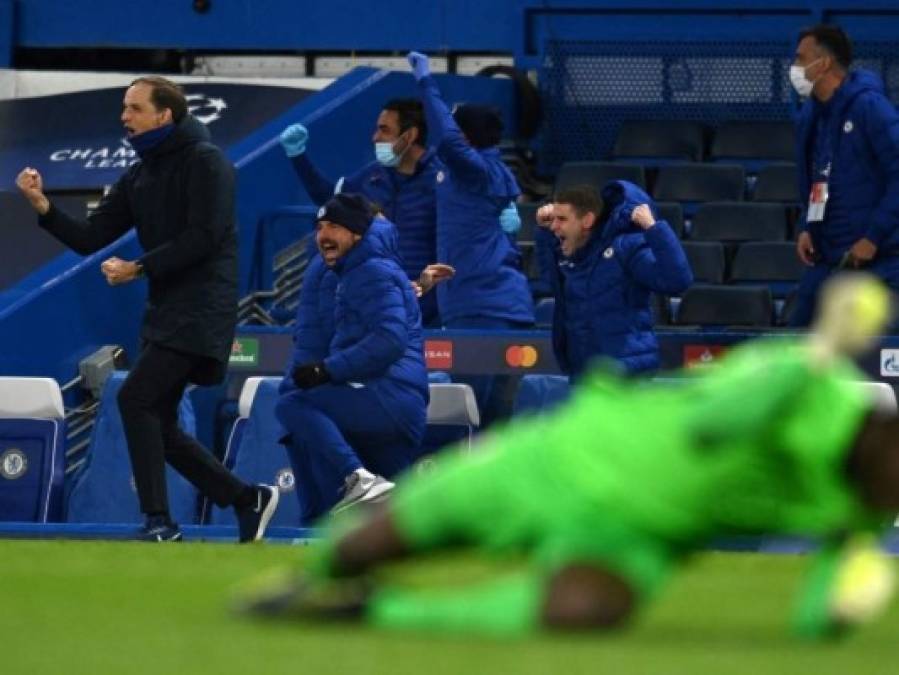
[[0, 449, 28, 480], [186, 93, 228, 125], [276, 468, 295, 493]]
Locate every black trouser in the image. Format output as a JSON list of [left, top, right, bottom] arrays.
[[117, 343, 246, 516]]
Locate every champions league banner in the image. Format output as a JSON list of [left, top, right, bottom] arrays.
[[0, 83, 315, 190]]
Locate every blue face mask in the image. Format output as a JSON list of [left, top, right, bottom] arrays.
[[375, 142, 401, 167], [374, 133, 410, 167]]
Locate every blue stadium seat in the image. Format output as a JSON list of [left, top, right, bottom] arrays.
[[419, 371, 470, 458], [515, 202, 539, 244], [612, 120, 706, 163], [65, 371, 200, 525], [710, 121, 794, 172], [426, 383, 480, 451], [209, 377, 301, 527], [690, 202, 788, 242], [555, 161, 647, 192], [675, 284, 773, 327], [653, 164, 745, 215], [651, 293, 672, 326], [682, 241, 726, 284], [514, 375, 571, 416], [752, 163, 800, 203], [535, 296, 555, 328], [0, 377, 65, 522], [729, 241, 804, 298], [655, 201, 685, 238]]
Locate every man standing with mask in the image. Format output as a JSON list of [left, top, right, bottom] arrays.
[[15, 77, 279, 542], [280, 100, 443, 325], [789, 24, 899, 326]]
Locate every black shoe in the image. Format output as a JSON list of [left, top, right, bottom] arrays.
[[137, 515, 182, 542], [236, 485, 279, 543], [234, 569, 370, 622]]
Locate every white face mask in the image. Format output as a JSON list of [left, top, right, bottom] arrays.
[[789, 58, 822, 97]]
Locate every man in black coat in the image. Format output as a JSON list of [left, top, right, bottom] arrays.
[[16, 76, 278, 542]]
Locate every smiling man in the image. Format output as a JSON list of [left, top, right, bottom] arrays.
[[274, 193, 429, 522], [15, 76, 279, 542], [536, 183, 692, 379], [279, 99, 443, 326]]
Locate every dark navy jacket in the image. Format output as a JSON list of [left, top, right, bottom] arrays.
[[416, 75, 535, 326], [318, 217, 429, 444], [796, 69, 899, 264], [39, 115, 237, 375], [291, 152, 441, 323], [548, 181, 692, 377]]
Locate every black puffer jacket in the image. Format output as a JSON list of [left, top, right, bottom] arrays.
[[39, 115, 238, 372]]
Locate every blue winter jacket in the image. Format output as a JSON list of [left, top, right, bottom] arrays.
[[322, 217, 429, 444], [796, 69, 899, 264], [416, 75, 535, 326], [285, 253, 338, 374], [291, 152, 442, 323], [548, 181, 692, 377]]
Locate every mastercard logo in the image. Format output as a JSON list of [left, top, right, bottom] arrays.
[[505, 345, 539, 368]]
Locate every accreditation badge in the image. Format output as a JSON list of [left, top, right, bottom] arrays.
[[807, 180, 828, 222]]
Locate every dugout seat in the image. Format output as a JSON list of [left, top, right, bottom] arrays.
[[653, 164, 745, 215], [676, 284, 773, 327], [65, 371, 200, 524], [426, 383, 480, 450], [752, 163, 800, 203], [0, 377, 65, 522], [682, 241, 726, 284], [729, 242, 804, 298], [690, 202, 788, 243], [612, 120, 706, 163], [209, 376, 301, 527], [655, 201, 685, 238], [710, 121, 795, 171], [555, 161, 647, 192]]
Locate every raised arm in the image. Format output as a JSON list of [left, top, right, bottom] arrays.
[[17, 167, 134, 255]]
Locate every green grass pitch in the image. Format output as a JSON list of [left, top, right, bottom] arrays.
[[2, 541, 897, 675]]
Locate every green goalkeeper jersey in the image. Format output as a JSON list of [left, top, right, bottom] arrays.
[[500, 338, 882, 544]]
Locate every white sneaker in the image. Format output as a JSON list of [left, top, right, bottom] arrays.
[[332, 469, 394, 514]]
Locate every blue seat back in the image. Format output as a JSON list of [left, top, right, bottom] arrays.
[[0, 418, 65, 522], [0, 377, 66, 523], [65, 371, 200, 524], [210, 378, 301, 527]]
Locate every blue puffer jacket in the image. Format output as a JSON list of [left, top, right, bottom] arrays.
[[549, 181, 692, 377], [323, 217, 429, 443], [416, 75, 535, 326], [796, 69, 899, 264], [291, 153, 441, 319], [284, 253, 338, 376]]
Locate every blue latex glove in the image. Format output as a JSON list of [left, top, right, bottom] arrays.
[[280, 123, 308, 157], [407, 51, 430, 82], [500, 201, 522, 235]]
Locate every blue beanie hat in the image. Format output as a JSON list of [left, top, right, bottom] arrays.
[[316, 193, 373, 235]]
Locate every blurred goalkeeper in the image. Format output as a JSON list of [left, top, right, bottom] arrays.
[[240, 273, 899, 639]]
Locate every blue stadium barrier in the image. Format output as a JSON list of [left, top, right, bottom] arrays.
[[0, 377, 66, 522], [65, 371, 201, 525]]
